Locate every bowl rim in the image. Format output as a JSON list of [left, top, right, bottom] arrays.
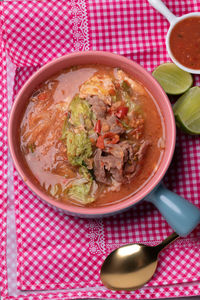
[[8, 50, 176, 217]]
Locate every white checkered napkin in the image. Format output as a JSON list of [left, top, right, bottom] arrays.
[[87, 0, 199, 56], [2, 0, 89, 67], [1, 0, 200, 299], [0, 9, 9, 299], [12, 64, 200, 292], [10, 0, 200, 294]]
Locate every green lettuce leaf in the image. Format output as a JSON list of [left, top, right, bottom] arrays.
[[69, 95, 93, 130], [67, 167, 95, 204], [64, 130, 92, 166]]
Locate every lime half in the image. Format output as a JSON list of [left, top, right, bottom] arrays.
[[152, 63, 193, 95], [173, 86, 200, 135]]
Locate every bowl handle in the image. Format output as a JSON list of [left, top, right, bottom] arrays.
[[145, 183, 200, 237], [147, 0, 177, 24]]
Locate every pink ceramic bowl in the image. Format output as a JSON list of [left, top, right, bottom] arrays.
[[8, 51, 175, 218]]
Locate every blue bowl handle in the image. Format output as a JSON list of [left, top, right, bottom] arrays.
[[146, 184, 200, 237]]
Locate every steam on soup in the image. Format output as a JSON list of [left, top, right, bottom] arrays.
[[20, 65, 165, 207]]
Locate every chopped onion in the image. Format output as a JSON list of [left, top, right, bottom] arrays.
[[71, 178, 88, 186], [79, 114, 85, 126], [107, 179, 121, 192], [90, 181, 98, 196], [89, 132, 98, 141], [126, 129, 132, 133]]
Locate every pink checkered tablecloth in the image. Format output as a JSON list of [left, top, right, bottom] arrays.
[[0, 0, 200, 299]]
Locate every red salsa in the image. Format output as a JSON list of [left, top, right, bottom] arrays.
[[169, 16, 200, 69]]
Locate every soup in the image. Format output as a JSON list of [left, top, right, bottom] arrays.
[[20, 65, 165, 207], [169, 16, 200, 70]]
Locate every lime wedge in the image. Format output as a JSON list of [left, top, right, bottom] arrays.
[[173, 86, 200, 135], [152, 63, 193, 95]]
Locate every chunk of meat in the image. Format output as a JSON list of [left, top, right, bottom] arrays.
[[87, 95, 126, 135], [105, 143, 125, 159], [136, 141, 150, 161], [119, 141, 136, 161], [123, 141, 150, 182], [106, 141, 136, 163], [107, 141, 138, 183], [106, 115, 125, 135], [93, 149, 111, 185], [93, 140, 149, 185], [124, 162, 137, 174], [87, 95, 107, 119], [101, 155, 124, 183]]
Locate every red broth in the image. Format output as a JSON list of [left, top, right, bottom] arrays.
[[19, 65, 165, 207], [169, 16, 200, 69]]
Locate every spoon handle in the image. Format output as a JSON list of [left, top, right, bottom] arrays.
[[147, 0, 177, 24], [155, 232, 179, 253]]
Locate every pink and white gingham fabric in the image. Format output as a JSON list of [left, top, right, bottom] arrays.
[[0, 1, 200, 299]]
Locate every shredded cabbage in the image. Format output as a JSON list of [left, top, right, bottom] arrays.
[[69, 95, 93, 130], [63, 130, 92, 166], [66, 167, 95, 204]]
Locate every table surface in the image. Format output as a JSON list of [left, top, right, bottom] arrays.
[[1, 0, 200, 299]]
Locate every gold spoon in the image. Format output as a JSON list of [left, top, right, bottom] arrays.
[[100, 232, 179, 291]]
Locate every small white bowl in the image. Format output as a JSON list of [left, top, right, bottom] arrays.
[[148, 0, 200, 74]]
